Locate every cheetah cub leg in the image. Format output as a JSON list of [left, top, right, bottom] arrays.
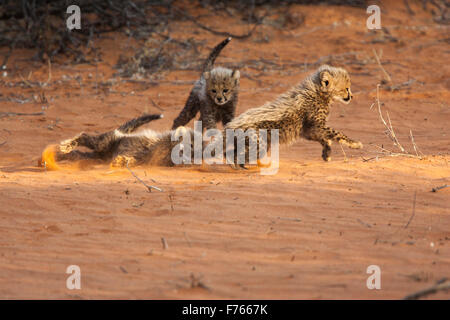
[[59, 133, 85, 153], [306, 125, 362, 161], [320, 140, 332, 162], [336, 134, 363, 149], [320, 127, 363, 150], [111, 155, 138, 168], [343, 140, 363, 149]]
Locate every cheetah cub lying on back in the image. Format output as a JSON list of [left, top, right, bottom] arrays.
[[53, 114, 195, 167], [225, 64, 362, 163]]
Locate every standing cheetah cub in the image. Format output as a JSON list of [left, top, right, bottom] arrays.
[[172, 37, 240, 130], [225, 64, 362, 163]]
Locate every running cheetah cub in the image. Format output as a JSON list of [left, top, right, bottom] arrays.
[[225, 64, 362, 163]]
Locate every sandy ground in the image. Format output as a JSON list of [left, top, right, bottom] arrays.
[[0, 2, 449, 299]]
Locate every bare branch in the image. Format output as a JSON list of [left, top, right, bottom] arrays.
[[404, 278, 450, 300], [373, 49, 392, 84], [126, 162, 163, 192]]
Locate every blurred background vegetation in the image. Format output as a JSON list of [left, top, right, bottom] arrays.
[[0, 0, 447, 76]]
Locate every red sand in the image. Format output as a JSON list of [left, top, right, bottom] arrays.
[[0, 1, 449, 299]]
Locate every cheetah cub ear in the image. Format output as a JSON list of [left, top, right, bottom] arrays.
[[231, 70, 240, 85], [203, 71, 211, 80], [319, 70, 332, 92], [174, 126, 188, 137]]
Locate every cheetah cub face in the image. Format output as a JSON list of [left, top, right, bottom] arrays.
[[204, 67, 240, 105], [318, 65, 353, 105]]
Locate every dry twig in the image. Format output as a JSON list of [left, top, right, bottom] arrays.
[[409, 129, 423, 157], [373, 49, 392, 84], [404, 191, 417, 229], [431, 184, 449, 193], [168, 194, 174, 212], [404, 278, 450, 300], [339, 143, 348, 162], [174, 7, 267, 39], [374, 85, 405, 152], [126, 162, 162, 192], [368, 84, 423, 160], [0, 111, 45, 118], [161, 237, 169, 250]]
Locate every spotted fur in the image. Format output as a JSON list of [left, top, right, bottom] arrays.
[[225, 65, 362, 163], [55, 114, 195, 167], [172, 37, 239, 130]]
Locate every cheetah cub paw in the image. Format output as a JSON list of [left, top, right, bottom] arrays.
[[111, 155, 137, 168], [348, 141, 363, 149], [59, 138, 77, 153], [341, 140, 363, 149]]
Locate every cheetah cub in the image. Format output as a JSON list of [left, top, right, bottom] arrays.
[[172, 37, 240, 130], [54, 114, 195, 167], [225, 64, 362, 163]]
